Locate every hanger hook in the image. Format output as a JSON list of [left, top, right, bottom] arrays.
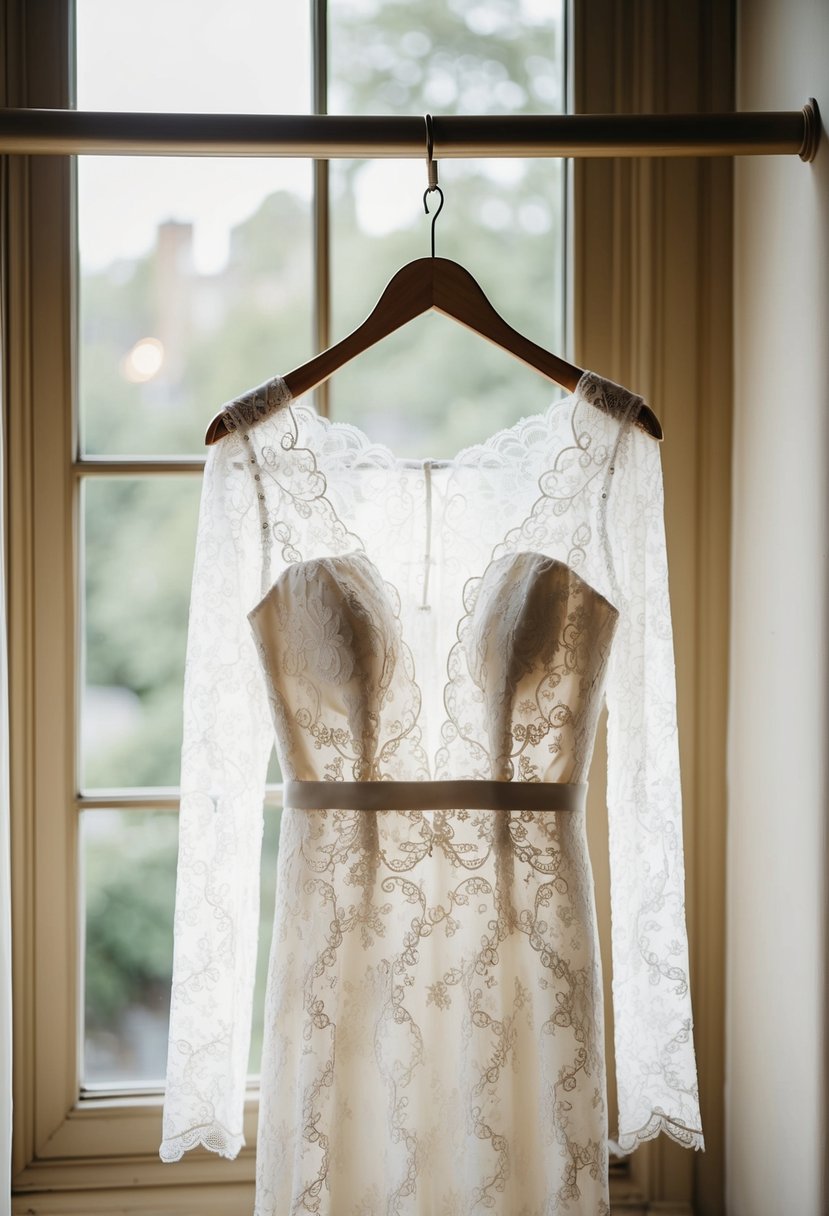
[[423, 185, 444, 258], [423, 114, 443, 257]]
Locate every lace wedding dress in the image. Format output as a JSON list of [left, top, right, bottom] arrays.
[[160, 371, 703, 1214]]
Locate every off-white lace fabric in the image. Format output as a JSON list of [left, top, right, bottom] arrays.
[[160, 371, 703, 1213]]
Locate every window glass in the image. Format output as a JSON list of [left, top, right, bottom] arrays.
[[329, 0, 564, 118], [328, 0, 566, 457], [76, 0, 310, 114], [81, 477, 201, 790], [77, 160, 313, 457], [73, 0, 568, 1092], [81, 475, 283, 789], [76, 0, 313, 456], [82, 808, 282, 1087]]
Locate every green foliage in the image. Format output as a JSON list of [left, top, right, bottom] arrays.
[[83, 477, 200, 788], [83, 808, 281, 1079], [329, 0, 562, 118], [84, 813, 177, 1029]]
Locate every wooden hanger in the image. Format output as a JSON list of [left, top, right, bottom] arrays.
[[205, 120, 662, 445], [205, 252, 662, 445]]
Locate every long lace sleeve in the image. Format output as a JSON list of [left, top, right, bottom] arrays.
[[604, 420, 704, 1154], [160, 429, 273, 1162]]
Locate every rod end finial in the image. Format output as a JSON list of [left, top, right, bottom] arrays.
[[800, 98, 821, 162]]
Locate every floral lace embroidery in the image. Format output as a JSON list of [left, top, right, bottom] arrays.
[[161, 371, 704, 1214]]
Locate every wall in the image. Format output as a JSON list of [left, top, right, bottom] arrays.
[[729, 2, 829, 1212]]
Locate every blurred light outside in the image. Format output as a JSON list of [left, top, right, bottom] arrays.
[[122, 337, 164, 382]]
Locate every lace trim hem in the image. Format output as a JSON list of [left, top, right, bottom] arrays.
[[159, 1122, 245, 1163], [610, 1111, 705, 1157]]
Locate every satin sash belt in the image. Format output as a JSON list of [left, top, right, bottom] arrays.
[[284, 779, 588, 812]]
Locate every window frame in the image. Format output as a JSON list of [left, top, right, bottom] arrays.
[[7, 0, 297, 1200], [8, 0, 729, 1211], [8, 0, 577, 1200]]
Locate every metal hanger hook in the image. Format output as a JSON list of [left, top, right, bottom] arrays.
[[423, 185, 444, 258], [423, 114, 442, 257]]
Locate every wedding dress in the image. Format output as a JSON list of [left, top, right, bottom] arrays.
[[159, 370, 703, 1214]]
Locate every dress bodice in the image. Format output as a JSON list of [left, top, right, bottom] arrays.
[[248, 548, 618, 786]]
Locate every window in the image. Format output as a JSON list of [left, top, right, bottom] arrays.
[[11, 0, 571, 1205], [76, 0, 315, 1092]]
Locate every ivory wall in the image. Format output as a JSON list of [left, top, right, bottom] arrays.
[[729, 1, 829, 1211]]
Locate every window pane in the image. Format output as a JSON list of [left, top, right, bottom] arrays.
[[328, 158, 565, 459], [328, 0, 566, 457], [82, 807, 282, 1087], [329, 0, 564, 118], [81, 474, 283, 791], [78, 159, 313, 457], [76, 2, 314, 453], [81, 476, 201, 789], [76, 0, 311, 114], [82, 810, 178, 1086]]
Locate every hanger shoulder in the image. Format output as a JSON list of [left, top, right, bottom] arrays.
[[429, 257, 583, 393], [426, 259, 662, 436], [203, 261, 435, 443], [204, 254, 662, 444], [284, 259, 436, 400]]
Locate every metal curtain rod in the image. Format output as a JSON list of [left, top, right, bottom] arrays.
[[0, 103, 820, 161]]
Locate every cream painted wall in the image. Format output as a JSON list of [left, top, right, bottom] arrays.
[[729, 2, 829, 1212]]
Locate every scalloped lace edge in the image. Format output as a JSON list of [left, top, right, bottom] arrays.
[[290, 397, 572, 472], [610, 1112, 705, 1157], [159, 1123, 245, 1163]]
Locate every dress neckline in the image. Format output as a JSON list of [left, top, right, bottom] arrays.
[[290, 371, 592, 471], [219, 368, 646, 470]]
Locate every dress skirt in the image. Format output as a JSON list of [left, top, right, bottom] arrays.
[[253, 805, 610, 1216]]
